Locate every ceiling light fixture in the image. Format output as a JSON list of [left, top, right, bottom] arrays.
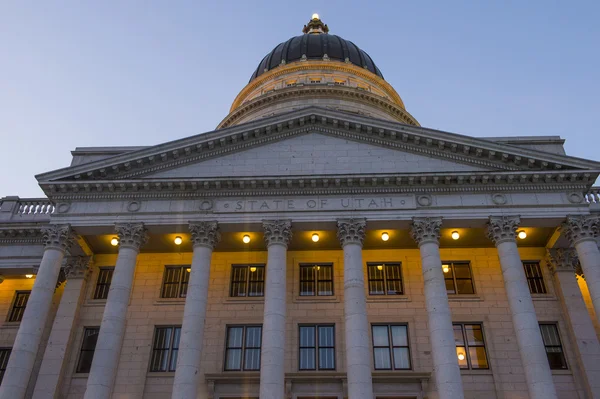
[[174, 236, 183, 245], [312, 233, 319, 242], [451, 231, 460, 240], [110, 237, 119, 246], [381, 232, 389, 241], [243, 235, 251, 244], [518, 231, 527, 239]]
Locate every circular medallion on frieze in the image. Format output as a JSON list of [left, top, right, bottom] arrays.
[[491, 193, 507, 205], [127, 201, 141, 212], [199, 200, 214, 211], [56, 203, 71, 213], [417, 195, 432, 207], [567, 192, 584, 204]]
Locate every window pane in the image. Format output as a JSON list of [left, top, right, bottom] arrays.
[[81, 328, 100, 350], [386, 279, 403, 295], [77, 351, 95, 373], [372, 326, 389, 347], [301, 265, 315, 281], [225, 349, 242, 370], [245, 327, 262, 348], [468, 346, 489, 369], [386, 264, 401, 280], [445, 277, 456, 294], [300, 348, 316, 370], [456, 346, 468, 368], [393, 347, 411, 369], [373, 347, 391, 369], [453, 325, 465, 345], [169, 349, 179, 371], [319, 348, 335, 369], [318, 326, 334, 347], [248, 281, 264, 297], [232, 266, 247, 282], [231, 282, 247, 297], [227, 327, 243, 348], [317, 265, 332, 281], [248, 266, 264, 282], [465, 325, 484, 346], [300, 281, 315, 296], [317, 281, 333, 296], [391, 326, 408, 346], [453, 264, 472, 279], [154, 328, 172, 349], [300, 326, 315, 347], [368, 265, 384, 280], [540, 325, 561, 346], [546, 347, 567, 369], [456, 279, 474, 294], [244, 348, 261, 370], [369, 280, 385, 295]]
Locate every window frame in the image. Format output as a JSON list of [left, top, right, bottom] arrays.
[[229, 264, 266, 298], [7, 290, 31, 322], [442, 261, 475, 295], [299, 263, 334, 297], [160, 265, 191, 299], [149, 325, 181, 373], [453, 323, 489, 370], [523, 261, 547, 294], [298, 324, 336, 371], [224, 325, 262, 371], [367, 263, 404, 296], [93, 267, 114, 300], [539, 323, 568, 370], [371, 324, 412, 370], [75, 326, 100, 374], [0, 347, 11, 384]]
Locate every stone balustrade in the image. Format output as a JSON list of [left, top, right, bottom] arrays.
[[587, 186, 600, 205], [0, 197, 55, 221]]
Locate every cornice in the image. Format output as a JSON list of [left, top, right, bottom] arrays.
[[0, 226, 44, 245]]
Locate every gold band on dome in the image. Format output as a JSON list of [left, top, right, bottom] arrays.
[[229, 60, 407, 113]]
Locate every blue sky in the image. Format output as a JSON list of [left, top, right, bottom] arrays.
[[1, 1, 599, 197]]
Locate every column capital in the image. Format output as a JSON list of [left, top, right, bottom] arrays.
[[188, 221, 221, 249], [63, 256, 93, 280], [410, 217, 442, 246], [487, 215, 520, 245], [336, 218, 366, 247], [263, 220, 292, 247], [115, 223, 148, 251], [41, 224, 74, 253], [562, 215, 600, 246], [546, 248, 579, 276]]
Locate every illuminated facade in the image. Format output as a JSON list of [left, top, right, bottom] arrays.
[[0, 15, 600, 399]]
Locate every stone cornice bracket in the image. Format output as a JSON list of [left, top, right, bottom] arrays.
[[263, 220, 292, 248], [115, 223, 148, 251], [546, 248, 579, 276], [561, 215, 600, 246], [336, 218, 367, 247], [188, 221, 221, 249], [41, 224, 74, 253], [63, 256, 93, 280], [410, 217, 442, 246], [487, 215, 521, 246]]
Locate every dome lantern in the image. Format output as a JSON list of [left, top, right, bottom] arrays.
[[302, 14, 329, 34]]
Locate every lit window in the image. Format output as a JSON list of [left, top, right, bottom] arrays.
[[299, 325, 335, 370], [367, 263, 403, 295], [230, 265, 265, 297], [93, 267, 114, 300], [443, 262, 474, 295], [8, 291, 30, 322], [286, 81, 297, 87], [454, 323, 489, 369], [76, 327, 99, 373], [540, 324, 567, 369], [299, 264, 333, 296], [161, 265, 190, 298], [372, 324, 411, 370], [149, 326, 181, 372], [225, 325, 262, 371], [309, 78, 321, 84], [0, 348, 11, 384], [523, 261, 547, 294]]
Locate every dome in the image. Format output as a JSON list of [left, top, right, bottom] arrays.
[[249, 16, 384, 82]]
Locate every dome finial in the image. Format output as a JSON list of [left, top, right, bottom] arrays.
[[303, 14, 329, 34]]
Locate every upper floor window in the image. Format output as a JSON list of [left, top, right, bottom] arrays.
[[286, 80, 297, 87], [93, 267, 114, 300], [230, 264, 265, 297], [0, 348, 11, 384], [524, 261, 546, 294], [443, 262, 474, 295], [367, 263, 403, 295], [299, 264, 333, 296], [372, 324, 411, 370], [161, 265, 190, 298], [540, 324, 567, 369], [76, 327, 99, 373], [8, 291, 30, 322], [454, 323, 489, 369], [333, 80, 345, 86], [299, 325, 335, 370], [225, 325, 262, 371], [149, 326, 181, 372], [309, 78, 321, 84]]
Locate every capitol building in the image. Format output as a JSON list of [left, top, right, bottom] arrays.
[[2, 14, 600, 399]]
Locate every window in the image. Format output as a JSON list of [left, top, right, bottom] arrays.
[[309, 78, 321, 84], [299, 264, 333, 296], [524, 262, 546, 294], [0, 348, 10, 384], [299, 325, 335, 370], [371, 324, 411, 370], [333, 80, 345, 86], [367, 263, 403, 295], [8, 291, 30, 322], [454, 323, 489, 369], [286, 80, 297, 87], [443, 262, 474, 295], [540, 324, 567, 369], [225, 325, 262, 371], [76, 327, 99, 373], [149, 326, 181, 372], [161, 265, 190, 298], [93, 267, 114, 300], [230, 265, 265, 297]]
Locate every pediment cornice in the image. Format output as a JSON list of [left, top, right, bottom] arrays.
[[36, 107, 600, 192]]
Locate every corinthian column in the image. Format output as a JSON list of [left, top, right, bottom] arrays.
[[0, 224, 73, 399], [562, 215, 600, 322], [172, 221, 220, 399], [84, 223, 148, 399], [259, 220, 292, 399], [410, 217, 464, 399], [547, 248, 600, 398], [487, 216, 557, 399], [337, 218, 373, 399]]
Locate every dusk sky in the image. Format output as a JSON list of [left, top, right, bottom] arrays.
[[1, 1, 599, 197]]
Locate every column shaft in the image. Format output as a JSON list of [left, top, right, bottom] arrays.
[[574, 240, 600, 322]]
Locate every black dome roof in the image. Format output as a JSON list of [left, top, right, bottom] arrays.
[[249, 33, 384, 83]]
